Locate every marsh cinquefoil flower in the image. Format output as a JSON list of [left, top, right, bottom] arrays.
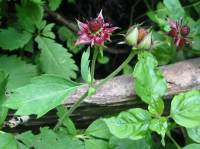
[[167, 19, 190, 48], [75, 10, 118, 46]]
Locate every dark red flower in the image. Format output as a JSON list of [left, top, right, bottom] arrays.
[[167, 19, 190, 48], [75, 10, 118, 46]]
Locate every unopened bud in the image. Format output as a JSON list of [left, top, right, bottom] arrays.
[[138, 32, 152, 49], [125, 26, 138, 46]]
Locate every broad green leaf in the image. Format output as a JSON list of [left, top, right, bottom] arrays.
[[163, 0, 185, 19], [81, 47, 91, 83], [85, 139, 108, 149], [0, 131, 18, 149], [133, 51, 167, 105], [16, 1, 43, 32], [56, 105, 77, 135], [109, 136, 151, 149], [4, 75, 79, 118], [183, 144, 200, 149], [149, 117, 168, 145], [0, 70, 8, 127], [58, 26, 83, 54], [187, 126, 200, 143], [148, 98, 164, 116], [16, 131, 36, 148], [0, 27, 31, 50], [192, 36, 200, 52], [170, 90, 200, 128], [35, 36, 78, 79], [104, 108, 151, 140], [48, 0, 63, 11], [85, 119, 111, 140], [0, 55, 38, 91], [35, 127, 84, 149]]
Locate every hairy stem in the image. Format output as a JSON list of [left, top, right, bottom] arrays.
[[90, 47, 98, 86], [96, 51, 136, 88]]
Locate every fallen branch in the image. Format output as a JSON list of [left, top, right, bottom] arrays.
[[6, 57, 200, 130]]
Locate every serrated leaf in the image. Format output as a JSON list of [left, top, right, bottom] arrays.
[[0, 55, 38, 91], [0, 70, 8, 127], [187, 126, 200, 143], [0, 131, 18, 149], [35, 127, 85, 149], [48, 0, 63, 11], [56, 105, 77, 135], [133, 51, 167, 106], [104, 108, 151, 140], [35, 36, 78, 79], [58, 26, 83, 54], [148, 97, 164, 116], [16, 1, 43, 32], [4, 75, 79, 118], [170, 90, 200, 128], [81, 47, 91, 83], [42, 23, 55, 39], [0, 27, 32, 50]]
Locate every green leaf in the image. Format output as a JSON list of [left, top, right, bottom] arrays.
[[0, 27, 32, 50], [109, 136, 151, 149], [0, 55, 38, 91], [163, 0, 185, 19], [85, 119, 111, 140], [192, 36, 200, 52], [4, 75, 79, 118], [170, 90, 200, 128], [148, 97, 164, 116], [35, 127, 84, 149], [183, 144, 200, 149], [85, 139, 108, 149], [48, 0, 63, 11], [149, 117, 168, 145], [0, 131, 18, 149], [58, 26, 83, 54], [0, 70, 8, 127], [56, 105, 77, 135], [104, 108, 151, 140], [133, 51, 167, 105], [97, 55, 109, 64], [36, 36, 78, 80], [123, 64, 133, 75], [81, 47, 91, 83], [16, 131, 36, 148], [41, 23, 56, 39], [16, 1, 43, 32], [187, 126, 200, 143]]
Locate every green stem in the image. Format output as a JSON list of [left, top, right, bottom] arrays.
[[53, 50, 136, 131], [96, 51, 136, 89], [53, 91, 88, 131], [167, 133, 182, 149], [90, 47, 98, 86]]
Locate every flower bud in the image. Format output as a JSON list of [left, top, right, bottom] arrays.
[[125, 26, 138, 46], [138, 32, 152, 49]]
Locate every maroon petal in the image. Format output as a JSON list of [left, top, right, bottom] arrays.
[[77, 20, 89, 31], [169, 20, 177, 29], [75, 33, 91, 45], [181, 26, 190, 36], [175, 37, 186, 48], [97, 10, 104, 24]]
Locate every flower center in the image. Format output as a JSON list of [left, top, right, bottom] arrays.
[[88, 20, 102, 33]]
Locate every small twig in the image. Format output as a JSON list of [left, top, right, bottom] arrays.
[[44, 7, 78, 32]]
